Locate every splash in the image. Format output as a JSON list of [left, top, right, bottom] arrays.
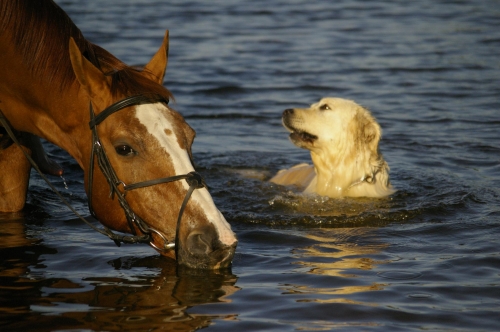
[[60, 176, 69, 190]]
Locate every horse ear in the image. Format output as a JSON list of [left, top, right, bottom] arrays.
[[68, 37, 108, 99], [144, 30, 169, 84]]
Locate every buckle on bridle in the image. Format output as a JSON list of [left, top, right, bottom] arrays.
[[148, 228, 175, 251], [185, 171, 206, 189]]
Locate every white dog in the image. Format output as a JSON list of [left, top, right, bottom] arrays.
[[270, 97, 395, 198]]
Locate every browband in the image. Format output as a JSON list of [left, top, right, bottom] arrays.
[[89, 95, 168, 128]]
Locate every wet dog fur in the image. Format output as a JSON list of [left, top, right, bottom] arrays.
[[270, 97, 395, 198]]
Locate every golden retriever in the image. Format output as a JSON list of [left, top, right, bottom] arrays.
[[270, 97, 395, 198]]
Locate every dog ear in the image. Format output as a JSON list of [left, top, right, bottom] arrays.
[[363, 118, 381, 153]]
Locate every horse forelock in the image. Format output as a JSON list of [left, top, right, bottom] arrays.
[[0, 0, 172, 101]]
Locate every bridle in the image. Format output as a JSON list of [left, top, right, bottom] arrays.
[[0, 95, 206, 254], [87, 94, 207, 254]]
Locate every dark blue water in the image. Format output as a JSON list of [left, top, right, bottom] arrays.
[[1, 0, 499, 331]]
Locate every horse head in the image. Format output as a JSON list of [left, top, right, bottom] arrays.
[[68, 32, 237, 269]]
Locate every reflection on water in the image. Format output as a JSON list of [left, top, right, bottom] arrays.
[[30, 263, 238, 331], [297, 230, 389, 277], [0, 218, 239, 331], [286, 228, 388, 304]]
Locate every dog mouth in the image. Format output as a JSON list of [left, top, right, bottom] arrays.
[[282, 109, 318, 146], [283, 121, 318, 145], [289, 130, 318, 144]]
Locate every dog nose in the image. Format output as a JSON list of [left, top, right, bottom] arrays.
[[283, 108, 294, 116]]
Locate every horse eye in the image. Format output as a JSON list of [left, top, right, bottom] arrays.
[[115, 145, 135, 156], [319, 104, 331, 111]]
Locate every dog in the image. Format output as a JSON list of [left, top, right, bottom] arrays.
[[270, 97, 395, 198]]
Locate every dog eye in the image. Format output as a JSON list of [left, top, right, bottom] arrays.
[[115, 144, 136, 156], [319, 104, 331, 111]]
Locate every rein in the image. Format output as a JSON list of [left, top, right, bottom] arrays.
[[0, 95, 207, 255]]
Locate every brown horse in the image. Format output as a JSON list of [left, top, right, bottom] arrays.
[[0, 0, 237, 269]]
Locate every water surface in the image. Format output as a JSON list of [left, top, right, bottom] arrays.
[[1, 0, 499, 331]]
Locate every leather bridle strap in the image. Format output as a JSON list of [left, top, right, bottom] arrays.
[[86, 94, 206, 252], [89, 95, 168, 128], [0, 109, 143, 245], [1, 96, 208, 253], [123, 172, 205, 192]]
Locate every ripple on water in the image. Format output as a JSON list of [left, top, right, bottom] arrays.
[[377, 271, 422, 280], [407, 293, 433, 299]]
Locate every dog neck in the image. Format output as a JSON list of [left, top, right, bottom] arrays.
[[309, 150, 358, 196], [308, 148, 392, 198]]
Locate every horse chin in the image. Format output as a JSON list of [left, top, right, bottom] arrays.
[[154, 241, 236, 270], [176, 241, 237, 270]]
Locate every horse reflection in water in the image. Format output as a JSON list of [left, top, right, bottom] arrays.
[[0, 222, 239, 331], [0, 0, 237, 269], [40, 261, 238, 330]]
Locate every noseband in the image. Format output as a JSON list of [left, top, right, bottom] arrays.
[[88, 95, 206, 253]]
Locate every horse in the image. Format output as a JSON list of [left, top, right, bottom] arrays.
[[0, 0, 237, 269]]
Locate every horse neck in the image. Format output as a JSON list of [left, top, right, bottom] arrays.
[[38, 84, 93, 168], [0, 27, 94, 169], [4, 70, 91, 169]]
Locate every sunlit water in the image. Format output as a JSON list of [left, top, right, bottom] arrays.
[[1, 0, 499, 331]]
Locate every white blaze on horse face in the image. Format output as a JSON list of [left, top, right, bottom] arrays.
[[134, 103, 235, 246]]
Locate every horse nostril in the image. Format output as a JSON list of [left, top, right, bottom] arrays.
[[186, 231, 214, 256], [283, 108, 294, 116]]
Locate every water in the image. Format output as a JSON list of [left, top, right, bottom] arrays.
[[1, 0, 499, 331]]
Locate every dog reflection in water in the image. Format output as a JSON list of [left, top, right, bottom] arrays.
[[271, 97, 395, 198]]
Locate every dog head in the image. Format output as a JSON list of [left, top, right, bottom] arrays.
[[279, 97, 394, 197], [282, 97, 381, 156]]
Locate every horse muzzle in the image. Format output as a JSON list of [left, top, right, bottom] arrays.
[[175, 223, 238, 270]]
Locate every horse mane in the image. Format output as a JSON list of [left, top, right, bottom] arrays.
[[0, 0, 172, 100]]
